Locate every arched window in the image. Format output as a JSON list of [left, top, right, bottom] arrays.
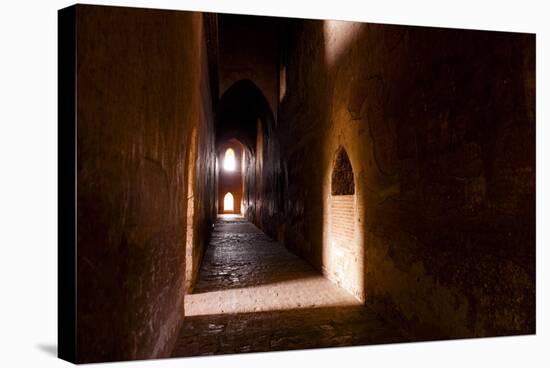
[[223, 148, 236, 171], [331, 147, 355, 195], [223, 192, 234, 212]]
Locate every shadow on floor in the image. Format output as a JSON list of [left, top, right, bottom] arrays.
[[172, 305, 407, 357]]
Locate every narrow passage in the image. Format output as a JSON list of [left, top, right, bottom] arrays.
[[172, 215, 404, 356]]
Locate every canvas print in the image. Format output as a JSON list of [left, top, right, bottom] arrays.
[[58, 4, 535, 364]]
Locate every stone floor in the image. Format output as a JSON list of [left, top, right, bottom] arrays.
[[172, 215, 405, 357]]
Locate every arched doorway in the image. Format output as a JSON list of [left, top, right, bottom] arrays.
[[217, 139, 244, 214], [214, 79, 278, 227], [223, 192, 235, 212]]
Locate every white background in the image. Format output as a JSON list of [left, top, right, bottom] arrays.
[[0, 0, 547, 366]]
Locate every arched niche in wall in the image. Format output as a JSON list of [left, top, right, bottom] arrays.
[[327, 146, 359, 298], [331, 147, 355, 196]]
